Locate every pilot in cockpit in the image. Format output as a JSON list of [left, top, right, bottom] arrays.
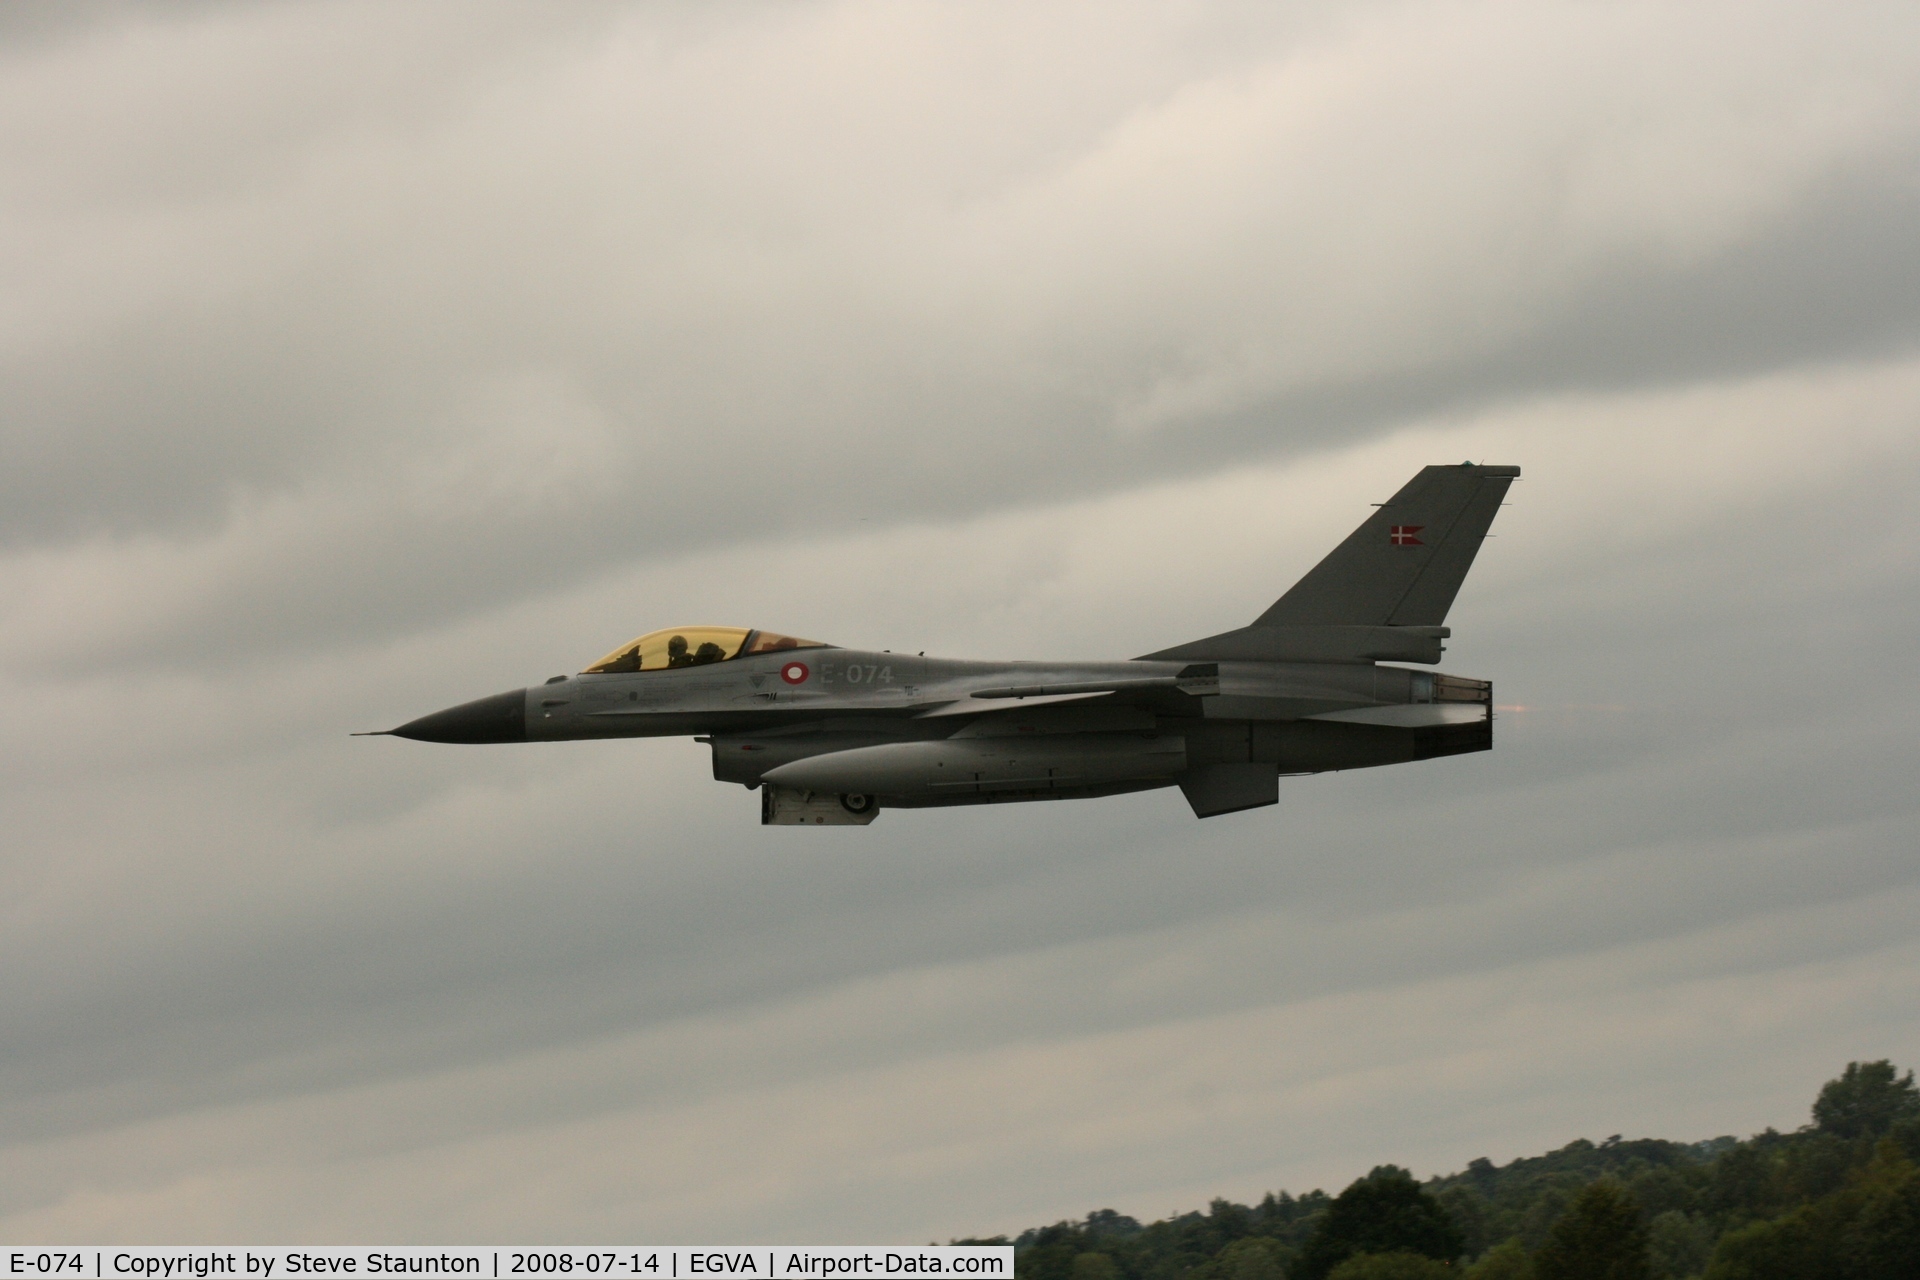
[[581, 626, 827, 676], [664, 636, 728, 667]]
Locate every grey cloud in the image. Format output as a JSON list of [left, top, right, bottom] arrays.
[[7, 2, 1920, 678], [4, 0, 1920, 1243], [4, 411, 1916, 1169]]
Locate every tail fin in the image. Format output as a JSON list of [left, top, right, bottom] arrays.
[[1254, 463, 1519, 627]]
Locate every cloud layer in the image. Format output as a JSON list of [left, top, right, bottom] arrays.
[[2, 0, 1918, 1243]]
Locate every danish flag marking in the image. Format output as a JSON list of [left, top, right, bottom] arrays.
[[781, 661, 810, 685], [1390, 525, 1425, 546]]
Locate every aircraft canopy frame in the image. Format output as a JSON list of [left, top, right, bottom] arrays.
[[582, 627, 829, 674]]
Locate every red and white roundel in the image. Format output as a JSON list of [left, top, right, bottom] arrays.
[[780, 661, 810, 685]]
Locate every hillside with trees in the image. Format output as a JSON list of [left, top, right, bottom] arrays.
[[964, 1060, 1920, 1278]]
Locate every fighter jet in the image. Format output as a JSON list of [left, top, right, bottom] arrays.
[[365, 463, 1518, 823]]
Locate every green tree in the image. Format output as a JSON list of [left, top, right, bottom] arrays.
[[996, 1060, 1920, 1280], [1712, 1212, 1843, 1280], [1701, 1144, 1780, 1222], [1893, 1112, 1920, 1163], [1296, 1171, 1464, 1280], [1702, 1142, 1920, 1280], [1644, 1211, 1712, 1280], [1083, 1210, 1143, 1241], [1214, 1237, 1287, 1280], [1533, 1181, 1651, 1280], [1437, 1185, 1496, 1260], [1327, 1254, 1454, 1280], [1703, 1194, 1851, 1280], [1840, 1144, 1920, 1280], [1626, 1166, 1701, 1221], [1464, 1241, 1532, 1280], [1811, 1061, 1920, 1141], [1517, 1186, 1573, 1251], [1776, 1133, 1853, 1203]]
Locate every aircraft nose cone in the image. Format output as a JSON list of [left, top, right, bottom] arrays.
[[389, 688, 528, 743]]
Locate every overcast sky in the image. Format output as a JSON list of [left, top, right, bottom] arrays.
[[4, 0, 1919, 1245]]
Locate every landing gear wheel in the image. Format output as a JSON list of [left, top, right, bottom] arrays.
[[840, 793, 875, 815]]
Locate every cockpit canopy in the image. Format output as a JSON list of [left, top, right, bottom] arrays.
[[582, 627, 829, 674]]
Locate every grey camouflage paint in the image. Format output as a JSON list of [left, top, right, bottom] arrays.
[[372, 464, 1518, 821]]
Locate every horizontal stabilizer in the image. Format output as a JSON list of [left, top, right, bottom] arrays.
[[1141, 624, 1448, 665]]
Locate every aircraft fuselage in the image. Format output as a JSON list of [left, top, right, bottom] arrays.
[[369, 462, 1519, 822]]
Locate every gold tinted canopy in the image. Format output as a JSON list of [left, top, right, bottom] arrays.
[[583, 627, 828, 674]]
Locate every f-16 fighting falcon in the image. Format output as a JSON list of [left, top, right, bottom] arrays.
[[363, 464, 1519, 823]]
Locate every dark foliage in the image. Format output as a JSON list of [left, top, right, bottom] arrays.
[[1702, 1141, 1920, 1280], [1532, 1180, 1650, 1280], [983, 1060, 1920, 1280], [1294, 1169, 1464, 1280], [1811, 1060, 1920, 1141]]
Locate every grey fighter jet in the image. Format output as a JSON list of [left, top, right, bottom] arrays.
[[365, 463, 1518, 823]]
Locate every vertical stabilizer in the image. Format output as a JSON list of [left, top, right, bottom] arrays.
[[1254, 463, 1519, 628]]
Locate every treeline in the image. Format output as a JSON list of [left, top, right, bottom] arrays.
[[959, 1060, 1920, 1279]]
